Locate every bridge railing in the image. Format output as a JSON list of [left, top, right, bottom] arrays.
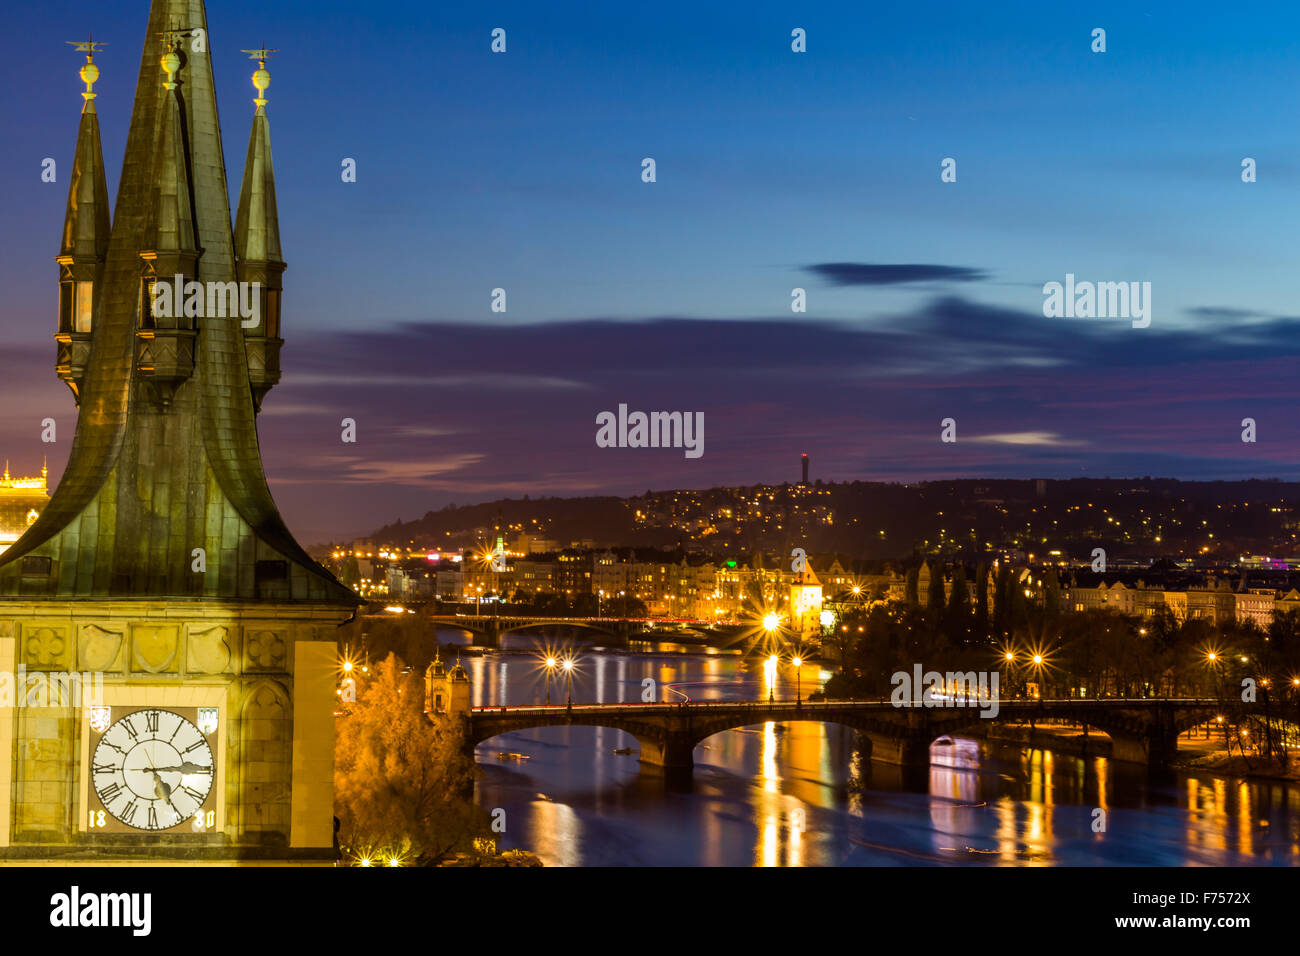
[[470, 697, 1224, 717]]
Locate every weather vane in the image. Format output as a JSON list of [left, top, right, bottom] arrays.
[[241, 45, 278, 108], [157, 27, 195, 50], [66, 34, 106, 102]]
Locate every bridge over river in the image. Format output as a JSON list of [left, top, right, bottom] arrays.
[[468, 697, 1229, 773], [428, 613, 740, 645]]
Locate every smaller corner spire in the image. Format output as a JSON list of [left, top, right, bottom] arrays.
[[66, 34, 106, 111], [241, 45, 278, 110]]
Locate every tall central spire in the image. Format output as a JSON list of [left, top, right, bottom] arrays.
[[0, 0, 355, 605]]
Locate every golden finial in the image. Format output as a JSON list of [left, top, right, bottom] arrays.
[[158, 29, 189, 90], [3, 461, 9, 481], [241, 46, 278, 108], [67, 35, 106, 104], [42, 457, 48, 479]]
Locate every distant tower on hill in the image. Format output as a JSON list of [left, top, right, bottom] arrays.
[[800, 453, 809, 486]]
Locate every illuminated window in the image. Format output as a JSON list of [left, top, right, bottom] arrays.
[[74, 281, 94, 333]]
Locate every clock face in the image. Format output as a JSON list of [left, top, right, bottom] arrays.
[[89, 707, 217, 833]]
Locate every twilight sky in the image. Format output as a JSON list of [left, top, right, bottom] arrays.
[[3, 0, 1300, 542]]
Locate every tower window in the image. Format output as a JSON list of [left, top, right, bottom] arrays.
[[255, 560, 288, 582], [21, 556, 52, 578], [266, 289, 280, 338], [74, 281, 94, 333], [139, 278, 156, 329], [59, 282, 72, 333]]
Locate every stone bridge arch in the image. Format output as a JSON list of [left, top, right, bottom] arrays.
[[465, 699, 1224, 778]]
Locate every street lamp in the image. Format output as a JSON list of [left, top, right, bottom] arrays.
[[562, 657, 575, 708], [544, 656, 557, 706], [792, 654, 803, 706]]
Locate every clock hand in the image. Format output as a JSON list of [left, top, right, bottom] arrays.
[[152, 762, 214, 775], [144, 767, 184, 820]]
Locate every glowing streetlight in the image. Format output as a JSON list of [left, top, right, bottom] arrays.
[[792, 654, 803, 705], [562, 656, 575, 708], [543, 655, 558, 705]]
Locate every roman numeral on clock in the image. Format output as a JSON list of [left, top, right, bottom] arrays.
[[92, 763, 116, 774], [148, 806, 158, 828], [145, 711, 159, 734], [121, 799, 138, 824], [99, 782, 123, 802], [121, 716, 138, 740], [181, 784, 204, 802]]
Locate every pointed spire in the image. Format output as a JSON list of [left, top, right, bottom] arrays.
[[146, 33, 198, 257], [60, 37, 110, 262], [235, 47, 282, 265], [2, 2, 357, 607]]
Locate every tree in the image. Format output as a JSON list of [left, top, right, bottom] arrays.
[[338, 554, 360, 590], [335, 655, 489, 865], [904, 567, 919, 606], [927, 565, 945, 610], [945, 565, 970, 645]]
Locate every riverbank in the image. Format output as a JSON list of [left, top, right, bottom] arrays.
[[976, 723, 1300, 782], [439, 848, 543, 867]]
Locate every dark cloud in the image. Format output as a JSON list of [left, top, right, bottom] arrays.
[[1185, 306, 1266, 322], [7, 294, 1300, 542], [805, 263, 990, 286]]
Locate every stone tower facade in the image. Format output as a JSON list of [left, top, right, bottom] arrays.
[[0, 2, 359, 863]]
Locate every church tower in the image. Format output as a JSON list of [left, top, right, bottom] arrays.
[[0, 2, 359, 863]]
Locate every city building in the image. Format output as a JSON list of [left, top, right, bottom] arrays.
[[788, 560, 823, 635], [0, 8, 357, 862], [0, 462, 49, 557]]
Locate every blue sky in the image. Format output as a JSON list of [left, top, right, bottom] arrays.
[[3, 1, 1300, 541]]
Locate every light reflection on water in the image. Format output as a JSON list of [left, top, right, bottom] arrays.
[[455, 634, 1300, 867]]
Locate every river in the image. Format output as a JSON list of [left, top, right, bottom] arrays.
[[440, 629, 1300, 866]]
